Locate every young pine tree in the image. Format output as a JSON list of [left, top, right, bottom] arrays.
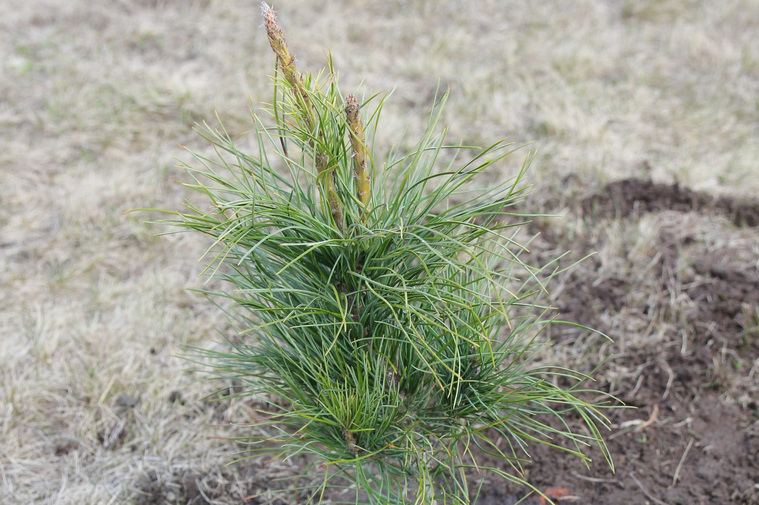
[[158, 4, 614, 504]]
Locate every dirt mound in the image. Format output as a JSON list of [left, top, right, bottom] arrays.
[[581, 178, 759, 227], [532, 244, 759, 504], [493, 178, 759, 504]]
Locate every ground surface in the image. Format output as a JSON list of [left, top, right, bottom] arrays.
[[1, 1, 757, 504]]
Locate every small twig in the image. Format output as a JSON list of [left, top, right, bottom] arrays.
[[659, 358, 674, 400], [672, 437, 695, 486], [635, 404, 659, 433], [626, 374, 644, 400], [629, 471, 668, 505], [612, 404, 660, 440], [570, 472, 623, 487], [195, 479, 216, 505], [671, 417, 692, 428], [679, 326, 689, 356]]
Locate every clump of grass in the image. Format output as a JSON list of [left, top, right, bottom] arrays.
[[157, 3, 614, 504]]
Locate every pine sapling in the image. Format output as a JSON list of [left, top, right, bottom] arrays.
[[153, 4, 617, 504]]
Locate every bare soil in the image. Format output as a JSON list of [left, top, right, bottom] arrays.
[[499, 178, 759, 504], [581, 177, 759, 228]]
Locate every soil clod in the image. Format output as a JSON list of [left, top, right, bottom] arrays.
[[581, 177, 759, 227]]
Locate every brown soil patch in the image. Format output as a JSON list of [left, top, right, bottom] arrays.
[[494, 178, 759, 504], [581, 177, 759, 227]]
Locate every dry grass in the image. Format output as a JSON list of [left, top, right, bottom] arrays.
[[1, 0, 757, 503]]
